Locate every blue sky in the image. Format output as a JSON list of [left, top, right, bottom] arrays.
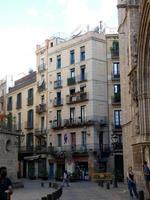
[[0, 0, 117, 81]]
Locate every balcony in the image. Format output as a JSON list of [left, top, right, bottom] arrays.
[[38, 63, 46, 72], [112, 124, 122, 132], [66, 92, 88, 104], [7, 103, 12, 111], [54, 144, 99, 154], [53, 98, 63, 107], [37, 80, 46, 92], [16, 101, 22, 109], [111, 94, 121, 105], [34, 128, 48, 136], [0, 122, 17, 132], [111, 73, 120, 81], [19, 145, 54, 154], [100, 144, 111, 158], [77, 73, 87, 83], [19, 146, 34, 154], [0, 96, 4, 103], [27, 97, 33, 106], [63, 116, 107, 128], [36, 103, 46, 114], [24, 121, 34, 129], [54, 80, 62, 89], [51, 120, 64, 130], [67, 77, 76, 86], [15, 123, 22, 132]]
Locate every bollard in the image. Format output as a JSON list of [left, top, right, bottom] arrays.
[[49, 182, 52, 188], [113, 178, 118, 188], [47, 194, 53, 200], [41, 182, 44, 187], [41, 197, 47, 200], [106, 182, 110, 190], [138, 190, 144, 200]]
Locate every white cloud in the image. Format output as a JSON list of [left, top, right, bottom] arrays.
[[26, 8, 39, 17]]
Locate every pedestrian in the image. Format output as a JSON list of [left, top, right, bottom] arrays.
[[62, 170, 70, 187], [0, 167, 13, 200], [143, 161, 150, 200], [127, 166, 138, 199]]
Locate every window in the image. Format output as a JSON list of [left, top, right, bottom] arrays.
[[113, 84, 120, 94], [80, 65, 86, 81], [26, 133, 33, 147], [57, 110, 62, 125], [50, 42, 53, 47], [16, 93, 22, 109], [57, 55, 61, 68], [81, 131, 86, 146], [41, 95, 45, 104], [41, 58, 45, 65], [57, 73, 61, 80], [80, 85, 86, 92], [81, 106, 86, 122], [7, 96, 12, 111], [28, 88, 33, 105], [70, 107, 75, 122], [41, 116, 45, 130], [27, 109, 34, 128], [57, 134, 62, 147], [112, 62, 120, 78], [70, 50, 75, 64], [56, 92, 61, 105], [80, 46, 85, 61], [18, 112, 21, 130], [70, 88, 75, 95], [114, 110, 121, 127], [49, 58, 53, 63], [70, 68, 75, 78], [113, 62, 120, 75]]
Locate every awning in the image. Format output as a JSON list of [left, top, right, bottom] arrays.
[[24, 155, 40, 161]]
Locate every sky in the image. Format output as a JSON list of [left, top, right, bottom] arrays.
[[0, 0, 118, 82]]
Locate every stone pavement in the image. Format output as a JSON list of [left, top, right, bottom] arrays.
[[12, 179, 142, 200]]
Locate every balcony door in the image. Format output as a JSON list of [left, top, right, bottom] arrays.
[[114, 110, 121, 128], [70, 107, 75, 123], [112, 62, 120, 77], [81, 105, 86, 122], [71, 132, 76, 150], [57, 110, 61, 126]]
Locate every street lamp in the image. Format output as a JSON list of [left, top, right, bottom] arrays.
[[111, 134, 118, 188]]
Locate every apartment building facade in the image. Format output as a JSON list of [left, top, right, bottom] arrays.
[[36, 31, 123, 179], [106, 34, 123, 179], [6, 71, 42, 178]]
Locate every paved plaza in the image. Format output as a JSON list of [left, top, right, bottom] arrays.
[[12, 179, 142, 200]]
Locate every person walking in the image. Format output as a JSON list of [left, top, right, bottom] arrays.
[[62, 170, 70, 187], [0, 167, 13, 200], [143, 161, 150, 200], [127, 166, 138, 199]]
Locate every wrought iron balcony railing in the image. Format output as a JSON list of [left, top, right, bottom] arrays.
[[67, 77, 76, 86], [53, 98, 63, 107], [38, 63, 46, 72], [36, 103, 47, 114], [54, 80, 62, 89], [66, 92, 88, 104]]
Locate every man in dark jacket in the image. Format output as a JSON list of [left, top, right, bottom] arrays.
[[0, 167, 13, 200]]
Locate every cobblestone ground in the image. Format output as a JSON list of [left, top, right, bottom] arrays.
[[12, 179, 142, 200]]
